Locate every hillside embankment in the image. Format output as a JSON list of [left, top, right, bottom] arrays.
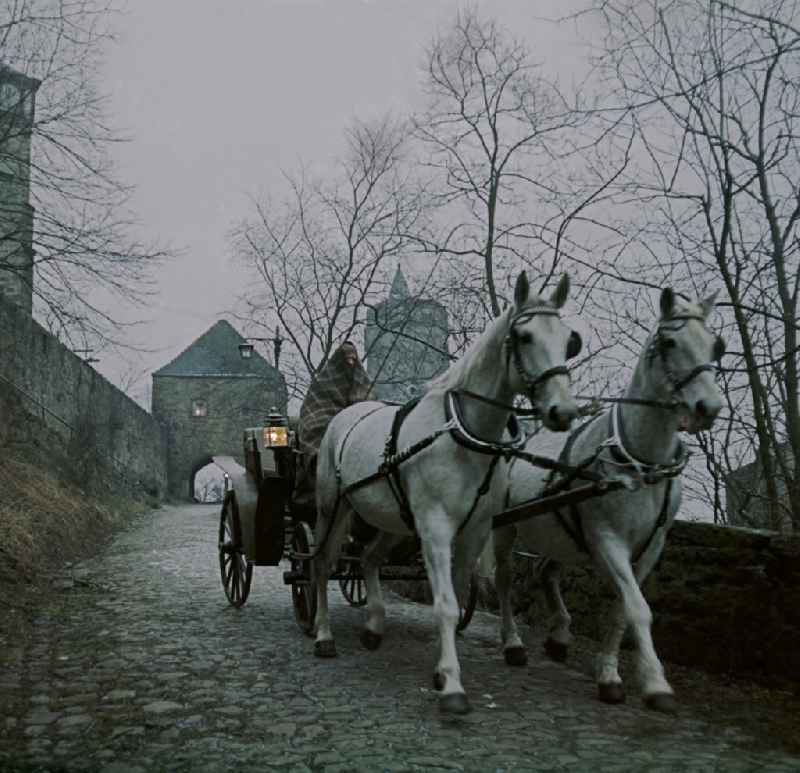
[[0, 448, 152, 638]]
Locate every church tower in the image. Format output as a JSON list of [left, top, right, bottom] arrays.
[[365, 266, 449, 402], [0, 64, 39, 315]]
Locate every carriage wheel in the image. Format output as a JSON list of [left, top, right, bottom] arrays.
[[338, 563, 367, 607], [218, 493, 253, 608], [457, 569, 479, 632], [290, 521, 317, 636]]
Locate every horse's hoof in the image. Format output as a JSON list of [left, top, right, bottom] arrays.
[[544, 637, 568, 663], [432, 672, 445, 691], [504, 646, 528, 667], [439, 693, 472, 715], [644, 692, 677, 714], [360, 629, 383, 651], [597, 682, 626, 704], [314, 640, 337, 658]]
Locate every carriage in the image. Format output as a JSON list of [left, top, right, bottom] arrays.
[[214, 409, 479, 633], [214, 277, 724, 714]]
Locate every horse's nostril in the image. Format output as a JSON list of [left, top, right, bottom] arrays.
[[696, 400, 708, 417], [548, 406, 560, 425]]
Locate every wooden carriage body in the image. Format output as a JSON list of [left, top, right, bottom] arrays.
[[214, 422, 297, 568]]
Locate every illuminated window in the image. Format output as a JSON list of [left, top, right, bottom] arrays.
[[192, 399, 207, 418]]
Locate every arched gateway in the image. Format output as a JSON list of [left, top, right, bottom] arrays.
[[152, 320, 287, 500]]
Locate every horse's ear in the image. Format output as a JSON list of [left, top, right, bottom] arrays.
[[660, 287, 675, 319], [550, 273, 570, 309], [514, 271, 529, 306], [700, 289, 719, 319]]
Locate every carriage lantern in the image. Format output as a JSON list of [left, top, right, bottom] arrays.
[[263, 408, 289, 447]]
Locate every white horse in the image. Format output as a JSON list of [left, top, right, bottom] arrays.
[[313, 271, 582, 714], [494, 288, 725, 713]]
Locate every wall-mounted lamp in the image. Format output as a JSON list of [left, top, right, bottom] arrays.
[[238, 327, 285, 368]]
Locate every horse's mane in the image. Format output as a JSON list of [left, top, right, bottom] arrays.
[[426, 293, 554, 393]]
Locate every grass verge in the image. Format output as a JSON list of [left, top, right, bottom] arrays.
[[0, 454, 150, 624]]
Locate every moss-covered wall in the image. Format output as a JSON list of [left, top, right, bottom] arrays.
[[506, 520, 800, 684], [0, 297, 167, 498]]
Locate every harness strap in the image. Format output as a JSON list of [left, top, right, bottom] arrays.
[[541, 415, 604, 493], [445, 391, 525, 455], [381, 398, 420, 532], [631, 478, 673, 565], [545, 410, 678, 558], [311, 403, 393, 558], [606, 404, 689, 481], [456, 388, 540, 417], [551, 418, 597, 554], [334, 390, 523, 539], [336, 404, 389, 468], [458, 455, 501, 536], [379, 393, 513, 533], [672, 363, 715, 392]]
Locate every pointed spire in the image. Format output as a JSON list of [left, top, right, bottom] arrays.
[[389, 265, 410, 301]]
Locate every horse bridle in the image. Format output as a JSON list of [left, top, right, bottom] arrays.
[[648, 313, 725, 401], [505, 307, 580, 402]]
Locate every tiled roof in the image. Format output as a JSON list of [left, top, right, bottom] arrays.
[[153, 320, 278, 378]]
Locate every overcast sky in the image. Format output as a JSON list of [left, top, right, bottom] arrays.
[[96, 0, 590, 404]]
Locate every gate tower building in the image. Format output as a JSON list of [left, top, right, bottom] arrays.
[[152, 320, 287, 499], [364, 266, 449, 403]]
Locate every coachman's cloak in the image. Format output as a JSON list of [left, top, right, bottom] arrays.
[[296, 344, 373, 493]]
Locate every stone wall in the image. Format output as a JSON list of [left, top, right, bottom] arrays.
[[0, 297, 167, 498], [507, 520, 800, 684]]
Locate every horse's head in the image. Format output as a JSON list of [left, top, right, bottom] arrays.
[[648, 287, 725, 433], [506, 271, 581, 432]]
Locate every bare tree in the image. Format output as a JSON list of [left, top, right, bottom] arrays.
[[587, 0, 800, 530], [415, 7, 623, 327], [231, 116, 428, 401], [0, 0, 165, 348]]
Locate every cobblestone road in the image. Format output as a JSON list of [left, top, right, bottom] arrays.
[[1, 503, 798, 773]]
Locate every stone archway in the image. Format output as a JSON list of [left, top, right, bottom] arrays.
[[188, 455, 226, 503]]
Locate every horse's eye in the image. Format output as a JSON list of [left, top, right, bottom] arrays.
[[517, 332, 533, 344], [660, 337, 676, 350]]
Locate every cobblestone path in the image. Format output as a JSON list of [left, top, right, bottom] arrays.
[[1, 503, 798, 773]]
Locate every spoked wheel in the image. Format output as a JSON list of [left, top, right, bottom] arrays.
[[457, 569, 479, 632], [218, 493, 253, 608], [339, 562, 367, 607], [290, 521, 317, 636]]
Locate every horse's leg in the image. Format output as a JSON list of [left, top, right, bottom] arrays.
[[452, 520, 489, 621], [541, 559, 572, 663], [312, 507, 351, 659], [493, 524, 527, 666], [630, 531, 675, 712], [593, 535, 675, 713], [418, 510, 470, 714], [360, 531, 402, 651]]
